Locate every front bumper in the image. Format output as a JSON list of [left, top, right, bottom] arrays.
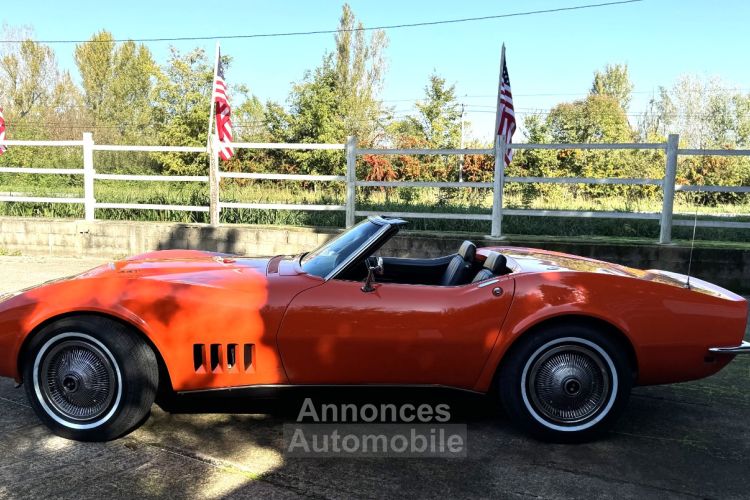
[[709, 340, 750, 354]]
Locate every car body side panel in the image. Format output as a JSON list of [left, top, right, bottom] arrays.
[[277, 277, 515, 389], [1, 245, 746, 395], [472, 270, 747, 392], [0, 259, 324, 391]]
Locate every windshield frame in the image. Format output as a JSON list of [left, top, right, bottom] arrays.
[[300, 218, 392, 281], [324, 223, 390, 281]]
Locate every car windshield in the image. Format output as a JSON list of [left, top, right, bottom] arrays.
[[301, 219, 384, 278]]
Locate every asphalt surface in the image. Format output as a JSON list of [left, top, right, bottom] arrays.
[[1, 255, 749, 499]]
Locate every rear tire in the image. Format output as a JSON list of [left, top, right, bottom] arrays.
[[497, 323, 632, 443], [23, 316, 158, 442]]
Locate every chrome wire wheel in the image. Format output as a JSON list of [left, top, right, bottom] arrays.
[[33, 332, 122, 429], [521, 337, 617, 432]]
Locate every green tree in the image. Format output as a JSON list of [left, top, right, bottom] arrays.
[[546, 94, 633, 144], [0, 34, 84, 147], [591, 63, 633, 111], [403, 72, 462, 149], [232, 86, 266, 142], [386, 73, 462, 183], [0, 32, 84, 179], [74, 32, 115, 119], [278, 3, 389, 175], [539, 95, 635, 198], [151, 47, 214, 175], [334, 3, 389, 145], [287, 2, 388, 146], [288, 56, 344, 145], [1, 40, 64, 120], [74, 31, 159, 142]]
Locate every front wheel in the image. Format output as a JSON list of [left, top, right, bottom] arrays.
[[497, 323, 633, 442], [23, 316, 158, 442]]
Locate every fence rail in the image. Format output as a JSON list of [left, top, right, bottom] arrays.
[[1, 132, 749, 244]]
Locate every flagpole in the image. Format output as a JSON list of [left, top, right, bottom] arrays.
[[491, 43, 506, 239], [207, 41, 221, 151], [208, 41, 221, 225]]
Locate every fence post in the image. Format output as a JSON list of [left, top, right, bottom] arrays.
[[208, 135, 220, 226], [659, 134, 679, 244], [345, 136, 357, 227], [82, 132, 95, 221], [490, 134, 506, 238]]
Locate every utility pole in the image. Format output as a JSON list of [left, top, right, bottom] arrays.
[[458, 103, 465, 182]]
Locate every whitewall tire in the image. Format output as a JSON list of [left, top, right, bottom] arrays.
[[23, 316, 158, 442], [497, 323, 632, 442]]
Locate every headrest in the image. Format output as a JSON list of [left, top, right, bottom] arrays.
[[483, 251, 508, 274], [458, 240, 476, 261]]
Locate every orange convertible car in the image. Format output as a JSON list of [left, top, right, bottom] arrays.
[[0, 216, 747, 442]]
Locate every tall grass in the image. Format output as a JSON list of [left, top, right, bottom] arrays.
[[2, 177, 750, 242]]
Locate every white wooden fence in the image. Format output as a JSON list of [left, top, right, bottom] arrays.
[[1, 132, 750, 244]]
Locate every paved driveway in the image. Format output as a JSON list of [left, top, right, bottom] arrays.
[[1, 255, 749, 499]]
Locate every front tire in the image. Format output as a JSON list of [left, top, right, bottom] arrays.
[[23, 316, 158, 442], [497, 323, 632, 442]]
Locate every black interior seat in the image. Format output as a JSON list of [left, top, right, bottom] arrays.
[[440, 241, 476, 286], [472, 251, 508, 282]]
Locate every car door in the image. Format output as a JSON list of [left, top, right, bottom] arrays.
[[276, 276, 515, 390]]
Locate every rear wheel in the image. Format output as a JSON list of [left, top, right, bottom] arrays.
[[23, 316, 158, 442], [497, 323, 632, 442]]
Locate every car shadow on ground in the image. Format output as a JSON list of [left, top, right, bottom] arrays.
[[2, 359, 750, 500], [127, 354, 750, 500]]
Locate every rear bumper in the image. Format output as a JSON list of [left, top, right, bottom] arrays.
[[709, 340, 750, 354]]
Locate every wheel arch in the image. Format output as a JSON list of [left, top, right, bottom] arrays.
[[493, 314, 639, 388], [16, 311, 173, 396]]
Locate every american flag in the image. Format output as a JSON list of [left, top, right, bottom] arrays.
[[0, 106, 7, 155], [496, 51, 515, 167], [213, 50, 234, 161]]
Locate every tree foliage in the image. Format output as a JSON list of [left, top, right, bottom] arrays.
[[591, 63, 633, 110], [641, 76, 750, 148], [275, 3, 389, 175], [151, 48, 214, 175], [1, 40, 61, 120], [398, 73, 462, 149], [75, 31, 158, 142], [3, 5, 750, 214]]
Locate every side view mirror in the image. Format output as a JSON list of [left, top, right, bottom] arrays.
[[361, 256, 384, 293]]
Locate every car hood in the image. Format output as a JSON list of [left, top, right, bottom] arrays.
[[67, 249, 273, 279]]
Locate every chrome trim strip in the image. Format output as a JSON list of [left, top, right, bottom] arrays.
[[177, 383, 484, 396], [708, 340, 750, 354], [476, 278, 500, 288], [323, 224, 391, 281]]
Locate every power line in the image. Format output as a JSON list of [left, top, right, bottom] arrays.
[[1, 1, 643, 44], [381, 87, 750, 103]]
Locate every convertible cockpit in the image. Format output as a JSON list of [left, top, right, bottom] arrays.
[[301, 216, 512, 286]]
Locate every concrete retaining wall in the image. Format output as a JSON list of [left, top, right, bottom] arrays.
[[1, 217, 748, 293]]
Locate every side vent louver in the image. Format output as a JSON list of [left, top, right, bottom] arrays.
[[227, 344, 237, 370], [193, 344, 205, 372], [210, 344, 222, 372], [243, 344, 254, 372], [193, 343, 253, 373]]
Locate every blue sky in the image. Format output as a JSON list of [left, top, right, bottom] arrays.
[[3, 0, 750, 141]]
